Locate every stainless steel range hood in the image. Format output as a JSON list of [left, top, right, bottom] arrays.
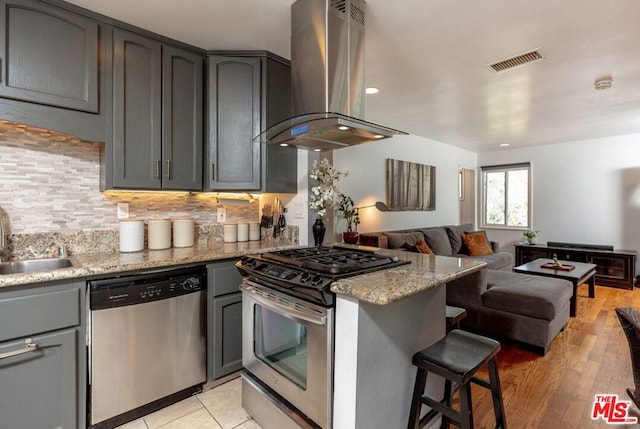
[[259, 0, 407, 151]]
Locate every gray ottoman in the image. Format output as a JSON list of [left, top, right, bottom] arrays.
[[446, 269, 573, 355]]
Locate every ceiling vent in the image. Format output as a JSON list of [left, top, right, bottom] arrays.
[[489, 49, 545, 72]]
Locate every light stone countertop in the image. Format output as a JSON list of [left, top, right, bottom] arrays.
[[0, 241, 301, 289], [330, 249, 487, 305]]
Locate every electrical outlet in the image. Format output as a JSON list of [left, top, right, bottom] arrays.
[[217, 208, 227, 223], [294, 202, 306, 219], [117, 203, 129, 219]]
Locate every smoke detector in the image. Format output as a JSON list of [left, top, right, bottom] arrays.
[[594, 77, 613, 90]]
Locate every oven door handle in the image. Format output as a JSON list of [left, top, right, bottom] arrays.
[[240, 284, 327, 326]]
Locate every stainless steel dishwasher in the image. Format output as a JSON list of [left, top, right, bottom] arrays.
[[88, 266, 207, 429]]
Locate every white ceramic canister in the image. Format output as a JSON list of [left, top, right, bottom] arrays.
[[237, 223, 249, 242], [223, 223, 237, 243], [148, 218, 172, 250], [173, 218, 195, 248], [249, 223, 260, 241], [119, 219, 145, 252]]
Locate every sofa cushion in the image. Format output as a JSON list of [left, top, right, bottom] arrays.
[[462, 232, 494, 256], [446, 225, 467, 254], [420, 227, 453, 255], [483, 270, 573, 320], [384, 231, 424, 249], [403, 239, 434, 254], [461, 252, 512, 271]]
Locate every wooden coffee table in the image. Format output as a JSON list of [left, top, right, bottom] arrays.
[[513, 258, 597, 317]]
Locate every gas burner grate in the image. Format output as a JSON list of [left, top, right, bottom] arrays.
[[262, 246, 405, 275]]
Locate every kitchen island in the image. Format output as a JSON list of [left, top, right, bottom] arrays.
[[330, 251, 486, 429]]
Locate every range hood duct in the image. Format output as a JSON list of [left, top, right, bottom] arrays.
[[258, 0, 407, 151]]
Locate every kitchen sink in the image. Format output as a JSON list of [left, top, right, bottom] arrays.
[[0, 258, 74, 275]]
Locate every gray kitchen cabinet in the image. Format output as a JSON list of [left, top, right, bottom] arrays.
[[207, 260, 243, 380], [0, 281, 85, 429], [105, 27, 203, 190], [206, 52, 297, 192], [0, 0, 99, 112], [0, 0, 106, 141]]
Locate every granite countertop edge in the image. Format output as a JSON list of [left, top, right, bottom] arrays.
[[0, 241, 301, 289], [330, 252, 488, 306]]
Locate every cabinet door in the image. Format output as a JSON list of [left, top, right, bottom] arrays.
[[515, 246, 548, 265], [0, 0, 98, 113], [207, 56, 261, 190], [162, 45, 203, 191], [112, 28, 162, 189], [0, 329, 78, 429], [211, 293, 243, 379]]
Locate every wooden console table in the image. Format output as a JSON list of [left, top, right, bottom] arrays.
[[515, 242, 637, 290]]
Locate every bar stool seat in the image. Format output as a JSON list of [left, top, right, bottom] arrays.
[[445, 306, 466, 331], [408, 329, 507, 429]]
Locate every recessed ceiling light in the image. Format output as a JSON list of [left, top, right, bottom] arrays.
[[279, 143, 289, 147], [366, 87, 379, 94], [313, 148, 322, 152], [499, 143, 510, 147], [338, 126, 350, 131], [373, 135, 384, 139]]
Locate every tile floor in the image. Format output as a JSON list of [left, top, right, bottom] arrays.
[[115, 377, 264, 429]]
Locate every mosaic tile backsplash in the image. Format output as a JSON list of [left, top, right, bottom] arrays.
[[0, 121, 296, 257]]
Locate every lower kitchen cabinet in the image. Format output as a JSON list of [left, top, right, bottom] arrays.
[[212, 293, 243, 379], [207, 260, 243, 380], [0, 281, 85, 429], [0, 329, 78, 429]]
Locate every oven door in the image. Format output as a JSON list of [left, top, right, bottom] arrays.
[[241, 279, 333, 429]]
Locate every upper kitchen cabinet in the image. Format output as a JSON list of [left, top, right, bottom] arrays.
[[0, 0, 105, 141], [103, 28, 203, 191], [206, 52, 297, 193]]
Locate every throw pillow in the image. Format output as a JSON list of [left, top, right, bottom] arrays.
[[402, 242, 418, 253], [415, 239, 434, 254], [462, 232, 494, 256]]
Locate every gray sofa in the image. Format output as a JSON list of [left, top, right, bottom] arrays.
[[359, 224, 571, 354], [446, 269, 572, 355], [359, 223, 513, 270]]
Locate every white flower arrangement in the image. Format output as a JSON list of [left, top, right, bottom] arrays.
[[309, 158, 347, 219]]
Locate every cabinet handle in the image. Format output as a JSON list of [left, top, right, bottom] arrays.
[[211, 163, 215, 181], [155, 159, 161, 180], [0, 338, 38, 360], [165, 159, 171, 180]]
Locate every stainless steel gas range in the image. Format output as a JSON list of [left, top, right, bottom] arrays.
[[236, 245, 410, 429]]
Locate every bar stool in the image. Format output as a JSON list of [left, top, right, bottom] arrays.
[[407, 329, 507, 429]]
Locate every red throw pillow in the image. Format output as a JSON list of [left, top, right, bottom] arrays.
[[415, 239, 434, 255], [462, 232, 494, 256]]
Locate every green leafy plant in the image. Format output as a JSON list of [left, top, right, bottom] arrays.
[[522, 230, 539, 239], [337, 194, 360, 232]]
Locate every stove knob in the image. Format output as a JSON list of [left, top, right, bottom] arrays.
[[311, 275, 324, 286], [300, 272, 312, 282]]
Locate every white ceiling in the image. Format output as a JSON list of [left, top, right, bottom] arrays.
[[67, 0, 640, 152]]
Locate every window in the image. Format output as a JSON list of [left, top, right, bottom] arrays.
[[481, 162, 531, 229]]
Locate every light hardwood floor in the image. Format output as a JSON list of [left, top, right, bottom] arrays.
[[470, 283, 640, 429]]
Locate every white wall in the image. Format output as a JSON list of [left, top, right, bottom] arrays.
[[332, 134, 478, 235], [478, 133, 640, 273]]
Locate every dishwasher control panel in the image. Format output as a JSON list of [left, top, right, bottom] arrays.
[[89, 266, 206, 310]]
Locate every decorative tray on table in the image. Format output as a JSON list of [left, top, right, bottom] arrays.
[[540, 262, 575, 271]]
